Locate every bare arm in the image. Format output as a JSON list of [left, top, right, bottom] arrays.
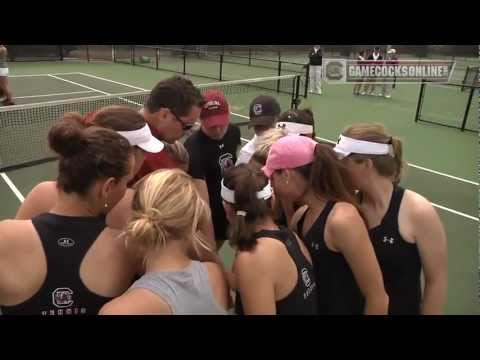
[[234, 251, 276, 315], [328, 203, 389, 315], [192, 178, 216, 250], [106, 189, 134, 230], [410, 195, 447, 315], [15, 182, 57, 220]]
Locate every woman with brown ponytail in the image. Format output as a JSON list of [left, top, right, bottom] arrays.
[[100, 169, 230, 315], [263, 135, 389, 315], [0, 117, 139, 315], [333, 123, 447, 314], [15, 106, 164, 229], [222, 164, 318, 315]]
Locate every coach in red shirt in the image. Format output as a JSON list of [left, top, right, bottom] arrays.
[[129, 76, 205, 186]]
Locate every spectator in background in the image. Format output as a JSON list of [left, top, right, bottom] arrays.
[[353, 50, 367, 96], [308, 45, 323, 95], [362, 47, 383, 96], [382, 48, 399, 98], [0, 45, 14, 106]]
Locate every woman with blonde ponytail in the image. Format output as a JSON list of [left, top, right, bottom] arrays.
[[334, 123, 447, 315], [100, 169, 230, 315]]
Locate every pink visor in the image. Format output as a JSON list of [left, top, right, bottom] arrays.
[[262, 135, 317, 178]]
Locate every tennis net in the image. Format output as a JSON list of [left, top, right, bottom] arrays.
[[0, 74, 301, 171]]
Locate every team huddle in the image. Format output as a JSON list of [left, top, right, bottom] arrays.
[[0, 68, 447, 315]]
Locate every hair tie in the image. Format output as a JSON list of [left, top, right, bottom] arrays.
[[236, 210, 247, 217]]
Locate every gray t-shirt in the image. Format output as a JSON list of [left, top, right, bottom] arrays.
[[130, 261, 228, 315]]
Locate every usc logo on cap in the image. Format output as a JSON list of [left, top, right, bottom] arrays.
[[253, 104, 263, 115], [205, 100, 221, 110]]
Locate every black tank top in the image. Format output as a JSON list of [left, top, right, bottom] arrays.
[[235, 227, 318, 315], [367, 186, 422, 315], [297, 201, 365, 314], [1, 213, 114, 316]]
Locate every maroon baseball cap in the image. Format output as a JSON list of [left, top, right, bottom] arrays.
[[200, 90, 230, 128]]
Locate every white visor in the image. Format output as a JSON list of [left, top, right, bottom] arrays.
[[333, 135, 393, 159], [0, 68, 9, 76], [276, 122, 314, 135], [221, 179, 273, 204], [116, 124, 164, 153]]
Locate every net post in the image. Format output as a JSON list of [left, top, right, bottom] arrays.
[[278, 50, 281, 62], [219, 54, 224, 81], [183, 50, 186, 75], [294, 75, 301, 109], [132, 46, 135, 65], [248, 48, 252, 66], [461, 66, 470, 92], [156, 48, 159, 70], [277, 61, 282, 92], [460, 85, 475, 131], [414, 80, 426, 123], [59, 46, 64, 61], [86, 45, 90, 62], [113, 45, 116, 63]]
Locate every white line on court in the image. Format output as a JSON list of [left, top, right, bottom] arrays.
[[47, 74, 111, 95], [9, 72, 83, 78], [239, 136, 478, 222], [77, 72, 147, 91], [14, 90, 97, 100], [47, 74, 142, 108], [232, 112, 478, 186], [0, 173, 25, 203], [430, 203, 478, 222]]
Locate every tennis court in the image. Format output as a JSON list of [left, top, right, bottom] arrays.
[[0, 56, 478, 315]]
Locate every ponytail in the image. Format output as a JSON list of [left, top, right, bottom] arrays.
[[223, 164, 272, 251]]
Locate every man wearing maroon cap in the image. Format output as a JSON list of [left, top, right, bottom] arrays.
[[184, 90, 241, 249]]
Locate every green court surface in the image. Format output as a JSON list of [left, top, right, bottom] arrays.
[[1, 59, 478, 315]]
